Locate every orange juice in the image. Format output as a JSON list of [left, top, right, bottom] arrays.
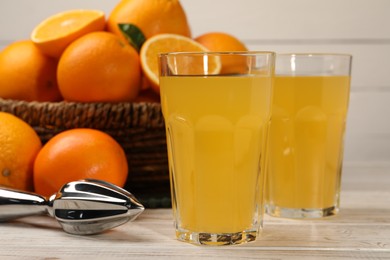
[[266, 75, 350, 211], [160, 75, 272, 233]]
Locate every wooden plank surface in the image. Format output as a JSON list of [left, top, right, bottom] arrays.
[[344, 91, 390, 163], [1, 163, 389, 259], [1, 0, 389, 40], [182, 0, 390, 40]]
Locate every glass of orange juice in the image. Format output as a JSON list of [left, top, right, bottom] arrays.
[[266, 53, 352, 218], [159, 51, 275, 245]]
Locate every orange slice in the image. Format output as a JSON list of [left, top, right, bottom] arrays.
[[31, 10, 106, 58], [140, 34, 221, 94]]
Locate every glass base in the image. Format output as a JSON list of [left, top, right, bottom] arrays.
[[266, 204, 338, 219], [176, 228, 259, 246]]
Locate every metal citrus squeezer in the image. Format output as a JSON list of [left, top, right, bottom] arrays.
[[0, 179, 144, 235]]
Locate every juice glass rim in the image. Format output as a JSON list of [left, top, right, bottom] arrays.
[[275, 53, 352, 76], [159, 51, 275, 57], [277, 53, 352, 59]]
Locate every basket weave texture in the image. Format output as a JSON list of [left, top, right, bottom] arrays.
[[0, 98, 171, 207]]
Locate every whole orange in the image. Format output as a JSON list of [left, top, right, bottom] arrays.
[[57, 31, 141, 102], [0, 40, 62, 102], [195, 32, 248, 74], [33, 128, 128, 197], [107, 0, 191, 41], [0, 112, 42, 191]]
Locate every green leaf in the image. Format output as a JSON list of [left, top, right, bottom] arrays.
[[118, 23, 146, 52]]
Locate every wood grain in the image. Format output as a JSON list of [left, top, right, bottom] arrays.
[[1, 163, 389, 259]]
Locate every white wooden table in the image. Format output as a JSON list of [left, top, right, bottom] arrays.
[[1, 163, 389, 259]]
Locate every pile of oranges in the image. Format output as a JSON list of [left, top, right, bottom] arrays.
[[0, 0, 248, 104], [0, 0, 248, 196], [0, 111, 128, 197]]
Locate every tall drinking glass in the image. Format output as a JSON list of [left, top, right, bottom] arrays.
[[159, 51, 275, 245], [266, 53, 352, 218]]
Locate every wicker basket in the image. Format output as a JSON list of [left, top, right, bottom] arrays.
[[0, 98, 171, 208]]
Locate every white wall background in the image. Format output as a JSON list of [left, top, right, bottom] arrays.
[[0, 0, 389, 165]]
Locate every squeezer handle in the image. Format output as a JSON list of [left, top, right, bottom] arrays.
[[0, 187, 48, 221]]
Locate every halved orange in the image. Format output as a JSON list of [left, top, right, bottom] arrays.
[[31, 10, 106, 58], [140, 34, 221, 94]]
